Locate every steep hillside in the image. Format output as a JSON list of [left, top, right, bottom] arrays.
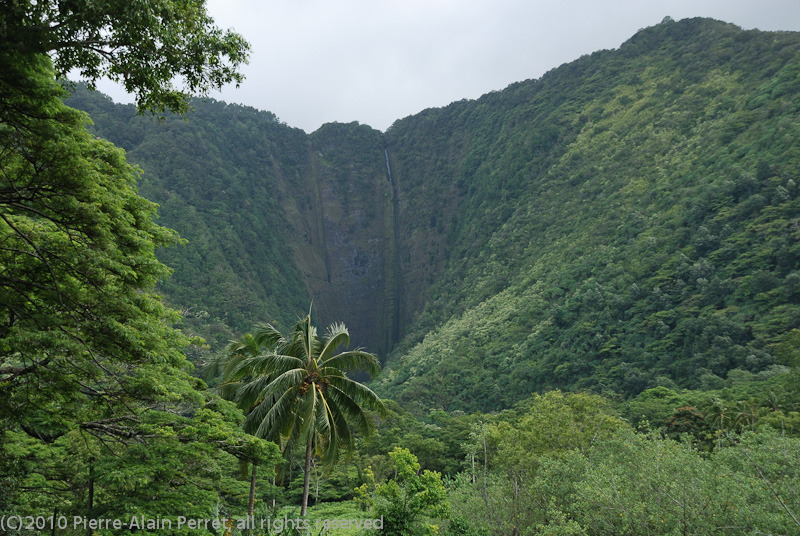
[[66, 93, 313, 344], [68, 17, 800, 411], [303, 123, 396, 352], [68, 93, 396, 353], [376, 18, 800, 411]]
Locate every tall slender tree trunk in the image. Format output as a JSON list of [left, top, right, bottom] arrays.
[[248, 463, 257, 516], [87, 457, 95, 536], [301, 439, 313, 517]]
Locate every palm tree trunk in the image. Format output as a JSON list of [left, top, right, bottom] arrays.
[[301, 439, 313, 516], [248, 463, 257, 516]]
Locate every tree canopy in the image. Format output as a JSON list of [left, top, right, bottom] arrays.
[[0, 51, 186, 435], [0, 0, 278, 526], [216, 311, 386, 515], [0, 0, 250, 113], [66, 19, 800, 413]]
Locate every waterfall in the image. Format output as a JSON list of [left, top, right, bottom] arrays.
[[381, 145, 401, 350], [384, 149, 393, 183]]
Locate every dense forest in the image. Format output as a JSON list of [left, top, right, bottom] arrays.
[[3, 6, 800, 535], [70, 18, 800, 411]]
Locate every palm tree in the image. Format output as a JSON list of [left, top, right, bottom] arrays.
[[206, 331, 275, 515], [704, 396, 731, 449], [223, 309, 385, 516], [733, 398, 761, 432]]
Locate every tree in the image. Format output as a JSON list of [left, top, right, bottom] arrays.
[[0, 0, 258, 523], [490, 391, 626, 475], [0, 0, 251, 446], [206, 330, 284, 515], [663, 406, 711, 446], [455, 392, 625, 535], [0, 0, 250, 114], [0, 54, 285, 526], [222, 310, 386, 516], [0, 52, 188, 447], [367, 447, 449, 536], [704, 396, 733, 448]]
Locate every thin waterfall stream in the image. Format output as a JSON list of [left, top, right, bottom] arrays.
[[383, 147, 401, 347], [384, 149, 393, 183]]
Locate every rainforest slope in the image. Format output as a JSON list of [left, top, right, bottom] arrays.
[[69, 18, 800, 412]]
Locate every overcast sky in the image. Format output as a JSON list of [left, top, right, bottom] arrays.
[[95, 0, 800, 133]]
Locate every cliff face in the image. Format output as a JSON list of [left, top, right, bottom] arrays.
[[69, 18, 800, 411], [66, 89, 414, 355], [299, 123, 395, 354], [298, 121, 448, 355]]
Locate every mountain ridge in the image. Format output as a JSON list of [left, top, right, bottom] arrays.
[[67, 17, 800, 412]]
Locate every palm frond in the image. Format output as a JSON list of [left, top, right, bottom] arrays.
[[326, 374, 387, 415], [324, 394, 355, 449], [319, 323, 350, 362], [291, 314, 315, 363], [223, 352, 254, 381], [258, 368, 305, 400], [233, 374, 275, 411], [315, 395, 333, 451], [238, 334, 263, 357], [321, 350, 380, 377], [296, 387, 320, 441], [252, 322, 286, 349], [267, 353, 306, 373], [283, 333, 309, 362], [201, 353, 226, 383], [226, 352, 271, 379], [245, 386, 299, 440], [325, 382, 377, 438], [331, 407, 354, 452], [316, 396, 346, 467], [202, 337, 251, 382], [217, 380, 244, 401], [231, 351, 303, 380]]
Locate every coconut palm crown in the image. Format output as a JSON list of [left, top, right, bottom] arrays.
[[221, 308, 385, 514]]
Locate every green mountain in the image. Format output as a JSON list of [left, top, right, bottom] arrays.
[[67, 17, 800, 412]]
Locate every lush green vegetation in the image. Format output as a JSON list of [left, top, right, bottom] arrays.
[[209, 312, 386, 516], [3, 0, 249, 114], [67, 18, 800, 414], [5, 6, 800, 535], [376, 17, 800, 411], [446, 398, 800, 535], [0, 1, 283, 532], [65, 88, 314, 349]]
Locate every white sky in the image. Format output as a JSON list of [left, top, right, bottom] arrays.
[[93, 0, 800, 133]]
